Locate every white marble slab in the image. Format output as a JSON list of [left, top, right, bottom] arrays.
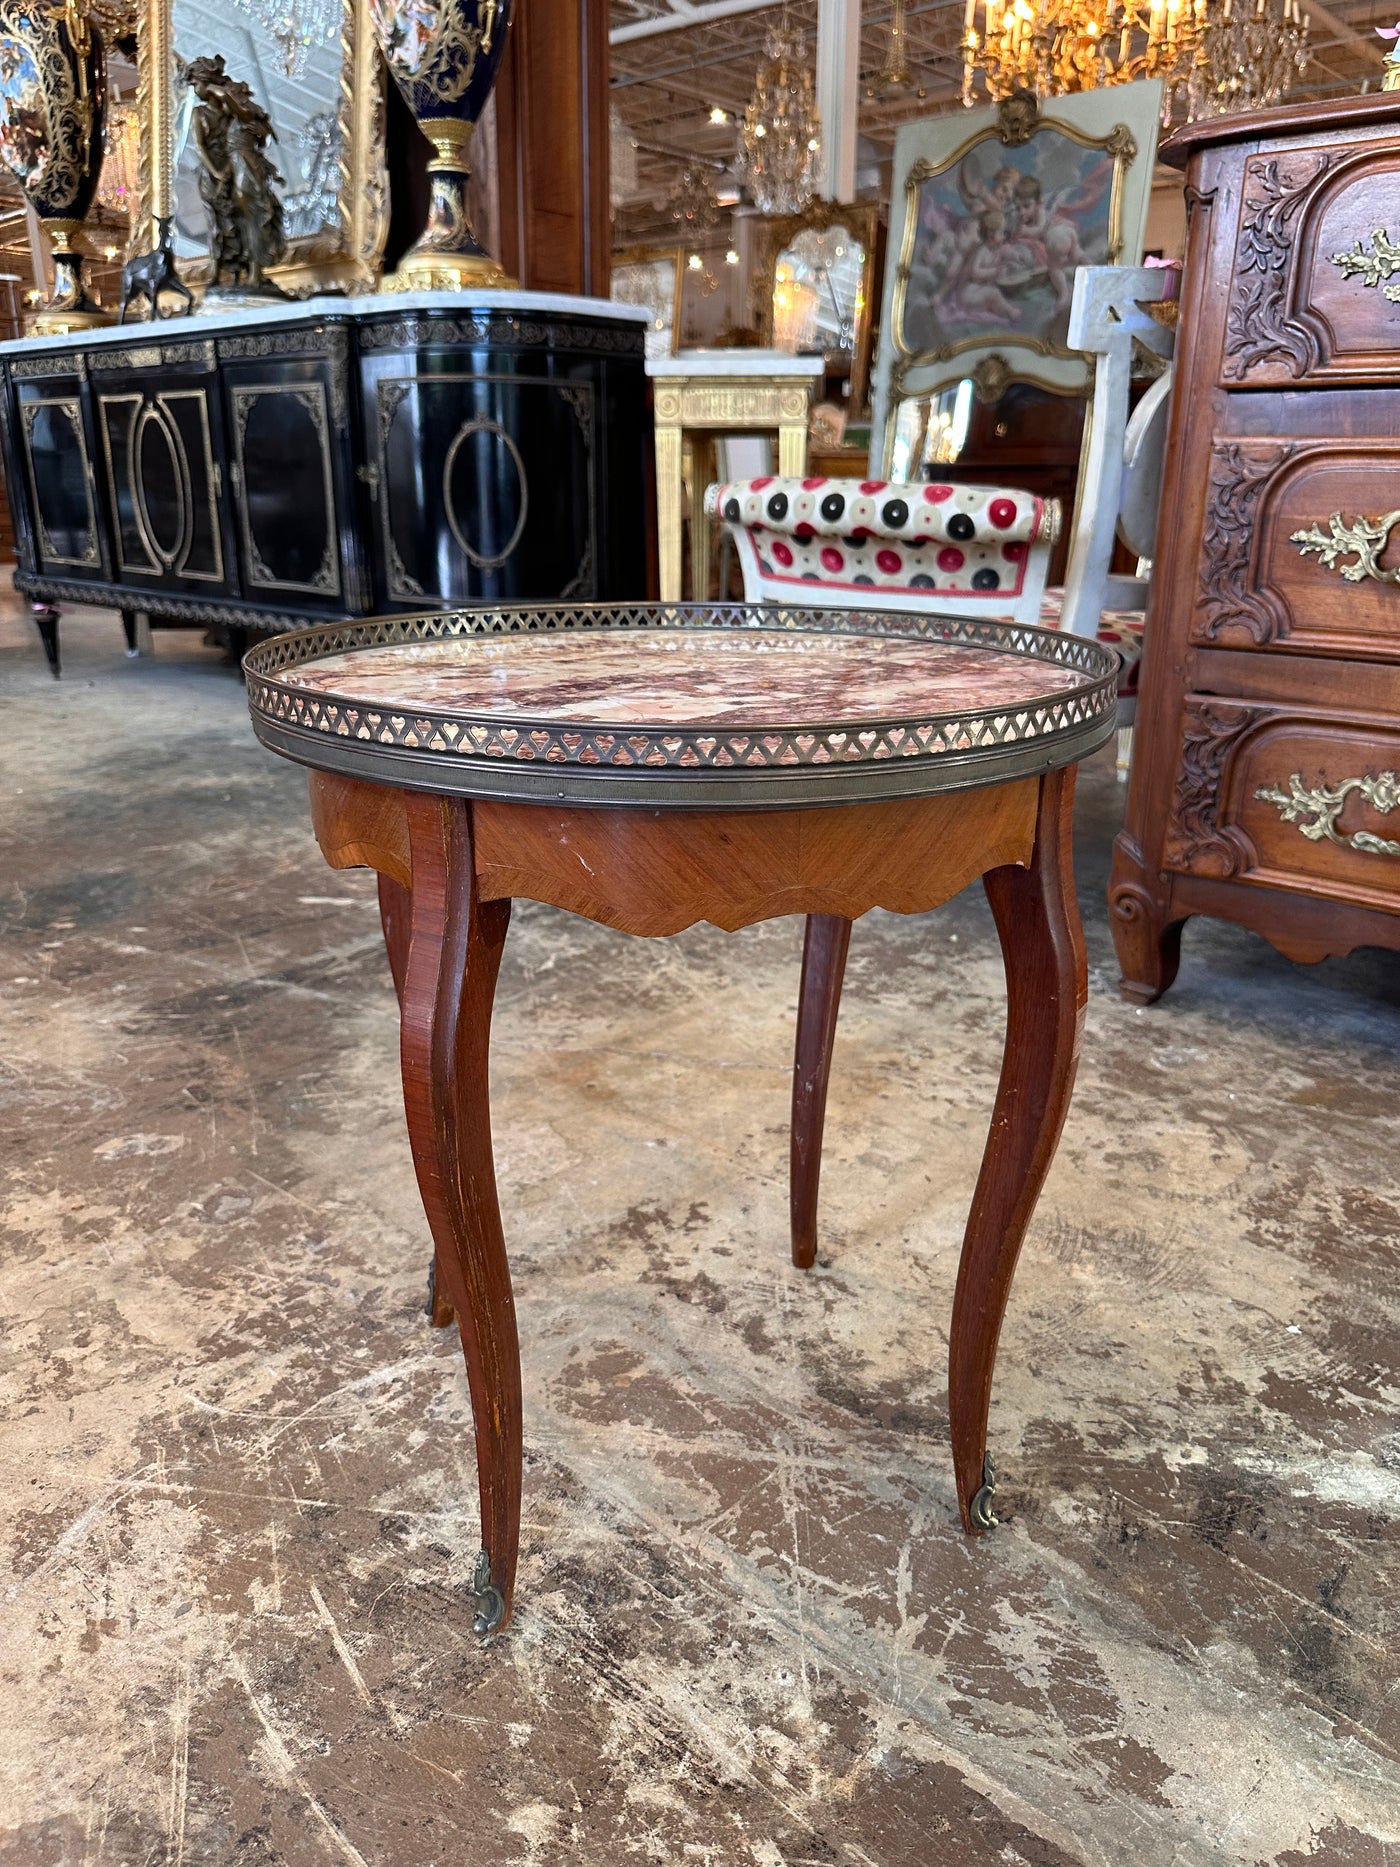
[[0, 288, 649, 358], [646, 349, 826, 379]]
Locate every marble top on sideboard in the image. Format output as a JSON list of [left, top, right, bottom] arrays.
[[0, 289, 649, 359], [646, 350, 826, 379]]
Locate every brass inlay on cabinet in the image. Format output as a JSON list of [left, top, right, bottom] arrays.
[[229, 382, 340, 597], [19, 397, 100, 569], [98, 388, 224, 582]]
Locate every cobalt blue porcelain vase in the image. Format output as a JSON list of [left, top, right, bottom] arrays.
[[371, 0, 515, 288]]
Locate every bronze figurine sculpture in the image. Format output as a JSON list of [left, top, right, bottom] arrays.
[[184, 55, 288, 296]]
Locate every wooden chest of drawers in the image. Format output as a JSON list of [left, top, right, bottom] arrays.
[[1111, 93, 1400, 999]]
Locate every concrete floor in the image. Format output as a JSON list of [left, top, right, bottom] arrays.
[[1, 597, 1398, 1867]]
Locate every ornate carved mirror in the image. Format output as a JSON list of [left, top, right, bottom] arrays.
[[135, 0, 387, 292], [757, 201, 879, 412]]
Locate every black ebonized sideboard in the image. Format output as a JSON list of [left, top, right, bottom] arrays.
[[0, 291, 653, 674]]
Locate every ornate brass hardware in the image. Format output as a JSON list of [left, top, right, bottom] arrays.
[[1290, 510, 1400, 583], [480, 0, 498, 52], [1255, 770, 1400, 858], [1329, 227, 1400, 303]]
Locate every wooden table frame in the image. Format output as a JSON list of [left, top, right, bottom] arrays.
[[308, 763, 1086, 1636]]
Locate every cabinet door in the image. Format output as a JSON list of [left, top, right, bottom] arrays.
[[93, 366, 235, 596], [13, 373, 107, 580], [225, 376, 346, 609], [1221, 139, 1400, 388], [366, 366, 595, 608]]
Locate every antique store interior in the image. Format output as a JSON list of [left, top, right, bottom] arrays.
[[2, 0, 1399, 1860]]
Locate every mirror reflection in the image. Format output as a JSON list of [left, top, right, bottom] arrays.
[[770, 225, 866, 361], [170, 0, 345, 265], [610, 249, 681, 360]]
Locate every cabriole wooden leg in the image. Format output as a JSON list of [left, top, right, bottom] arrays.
[[377, 871, 412, 1009], [376, 872, 458, 1326], [399, 793, 520, 1633], [790, 913, 852, 1270], [949, 767, 1087, 1536]]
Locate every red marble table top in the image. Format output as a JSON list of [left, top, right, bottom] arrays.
[[282, 628, 1093, 728]]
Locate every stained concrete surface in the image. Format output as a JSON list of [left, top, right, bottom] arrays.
[[1, 597, 1397, 1867]]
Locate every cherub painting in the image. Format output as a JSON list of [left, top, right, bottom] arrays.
[[901, 126, 1116, 359]]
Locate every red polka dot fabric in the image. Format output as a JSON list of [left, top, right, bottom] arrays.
[[706, 476, 1057, 603]]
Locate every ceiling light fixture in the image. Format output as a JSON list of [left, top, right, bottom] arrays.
[[737, 11, 821, 215]]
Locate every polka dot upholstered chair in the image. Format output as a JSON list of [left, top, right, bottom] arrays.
[[703, 476, 1060, 628]]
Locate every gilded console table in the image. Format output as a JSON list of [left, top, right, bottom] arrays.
[[646, 351, 823, 601], [245, 602, 1117, 1634], [0, 292, 650, 675]]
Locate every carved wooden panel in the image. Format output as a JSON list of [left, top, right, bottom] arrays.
[[1222, 143, 1400, 387], [1192, 435, 1400, 657], [1162, 700, 1257, 879]]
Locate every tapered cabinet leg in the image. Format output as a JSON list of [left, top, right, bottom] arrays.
[[791, 913, 852, 1269], [949, 767, 1087, 1535], [399, 793, 520, 1631], [32, 605, 60, 678]]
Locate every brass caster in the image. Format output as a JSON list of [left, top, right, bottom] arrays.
[[968, 1452, 999, 1532], [471, 1548, 505, 1636]]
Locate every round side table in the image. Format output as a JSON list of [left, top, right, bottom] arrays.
[[246, 603, 1118, 1635]]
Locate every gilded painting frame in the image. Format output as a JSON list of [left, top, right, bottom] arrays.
[[872, 81, 1162, 465], [756, 200, 879, 413], [133, 0, 388, 293]]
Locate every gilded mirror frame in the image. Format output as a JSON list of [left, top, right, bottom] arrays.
[[756, 200, 879, 413], [610, 244, 684, 358], [134, 0, 388, 293]]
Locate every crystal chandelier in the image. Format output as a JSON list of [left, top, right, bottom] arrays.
[[231, 0, 341, 77], [962, 0, 1309, 120], [737, 12, 821, 216], [610, 103, 638, 210], [1185, 0, 1310, 117], [666, 163, 721, 243], [869, 0, 914, 99]]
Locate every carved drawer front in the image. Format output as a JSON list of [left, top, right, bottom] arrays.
[[1164, 694, 1400, 911], [1222, 142, 1400, 387], [1193, 436, 1400, 656]]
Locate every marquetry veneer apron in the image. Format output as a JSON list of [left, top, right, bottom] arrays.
[[245, 603, 1117, 1634]]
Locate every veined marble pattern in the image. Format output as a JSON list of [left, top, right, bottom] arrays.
[[284, 629, 1093, 727]]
